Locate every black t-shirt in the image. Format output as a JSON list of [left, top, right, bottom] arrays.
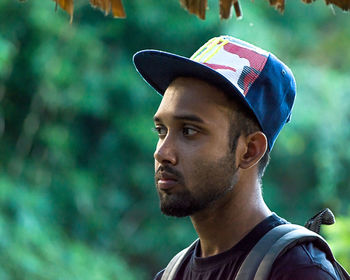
[[154, 214, 338, 280]]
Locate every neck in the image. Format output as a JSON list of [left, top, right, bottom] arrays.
[[190, 177, 271, 258]]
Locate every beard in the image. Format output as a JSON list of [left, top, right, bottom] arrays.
[[155, 151, 238, 217]]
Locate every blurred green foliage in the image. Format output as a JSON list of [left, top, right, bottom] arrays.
[[0, 0, 349, 278], [323, 212, 350, 271]]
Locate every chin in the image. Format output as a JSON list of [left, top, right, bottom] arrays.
[[159, 197, 200, 217], [160, 206, 193, 217]]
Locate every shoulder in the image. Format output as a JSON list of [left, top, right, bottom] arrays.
[[270, 241, 339, 280]]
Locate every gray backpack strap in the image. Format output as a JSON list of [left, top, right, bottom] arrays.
[[161, 239, 198, 280], [254, 225, 324, 280], [235, 224, 301, 280], [236, 223, 350, 280], [333, 262, 350, 280]]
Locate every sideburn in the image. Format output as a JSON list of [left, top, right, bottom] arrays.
[[229, 126, 241, 155]]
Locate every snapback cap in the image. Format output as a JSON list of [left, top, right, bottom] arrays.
[[133, 36, 296, 150]]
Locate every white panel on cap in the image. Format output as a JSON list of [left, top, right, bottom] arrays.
[[203, 47, 250, 94]]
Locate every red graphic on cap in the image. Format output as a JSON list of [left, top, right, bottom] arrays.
[[203, 63, 236, 72], [224, 43, 266, 70], [224, 43, 267, 94]]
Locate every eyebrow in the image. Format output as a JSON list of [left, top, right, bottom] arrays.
[[153, 114, 205, 124]]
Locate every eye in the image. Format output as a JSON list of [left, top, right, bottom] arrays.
[[153, 126, 167, 137], [183, 127, 198, 136]]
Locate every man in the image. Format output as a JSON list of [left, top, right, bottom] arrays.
[[133, 36, 339, 279]]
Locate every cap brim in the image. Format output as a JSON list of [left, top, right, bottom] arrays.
[[133, 50, 252, 111]]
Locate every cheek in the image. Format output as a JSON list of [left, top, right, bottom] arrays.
[[179, 138, 227, 172], [179, 151, 209, 182], [183, 141, 227, 162], [184, 147, 235, 180]]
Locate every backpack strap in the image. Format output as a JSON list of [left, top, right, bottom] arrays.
[[254, 225, 330, 280], [161, 239, 198, 280], [161, 223, 350, 280], [235, 224, 302, 280], [333, 262, 350, 280], [236, 224, 350, 280]]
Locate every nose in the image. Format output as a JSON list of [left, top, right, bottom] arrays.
[[154, 135, 177, 165]]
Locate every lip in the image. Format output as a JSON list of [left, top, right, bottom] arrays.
[[156, 171, 179, 190], [157, 178, 178, 190]]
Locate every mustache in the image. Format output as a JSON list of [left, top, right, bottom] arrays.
[[155, 165, 184, 182]]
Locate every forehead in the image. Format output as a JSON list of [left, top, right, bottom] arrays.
[[154, 77, 232, 120]]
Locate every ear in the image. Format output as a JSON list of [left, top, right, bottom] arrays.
[[238, 131, 268, 170]]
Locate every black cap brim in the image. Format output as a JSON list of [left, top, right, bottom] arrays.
[[133, 50, 249, 107]]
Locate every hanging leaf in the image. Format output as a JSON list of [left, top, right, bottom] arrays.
[[53, 0, 74, 22], [179, 0, 207, 20], [324, 0, 350, 10], [21, 0, 350, 22], [233, 1, 243, 19], [267, 0, 285, 13], [269, 0, 350, 13], [90, 0, 126, 18], [180, 0, 350, 20], [219, 0, 242, 19], [220, 0, 234, 19], [111, 0, 126, 18]]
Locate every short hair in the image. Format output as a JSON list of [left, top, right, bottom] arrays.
[[225, 95, 270, 179]]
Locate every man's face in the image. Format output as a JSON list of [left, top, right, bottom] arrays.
[[153, 77, 240, 217]]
